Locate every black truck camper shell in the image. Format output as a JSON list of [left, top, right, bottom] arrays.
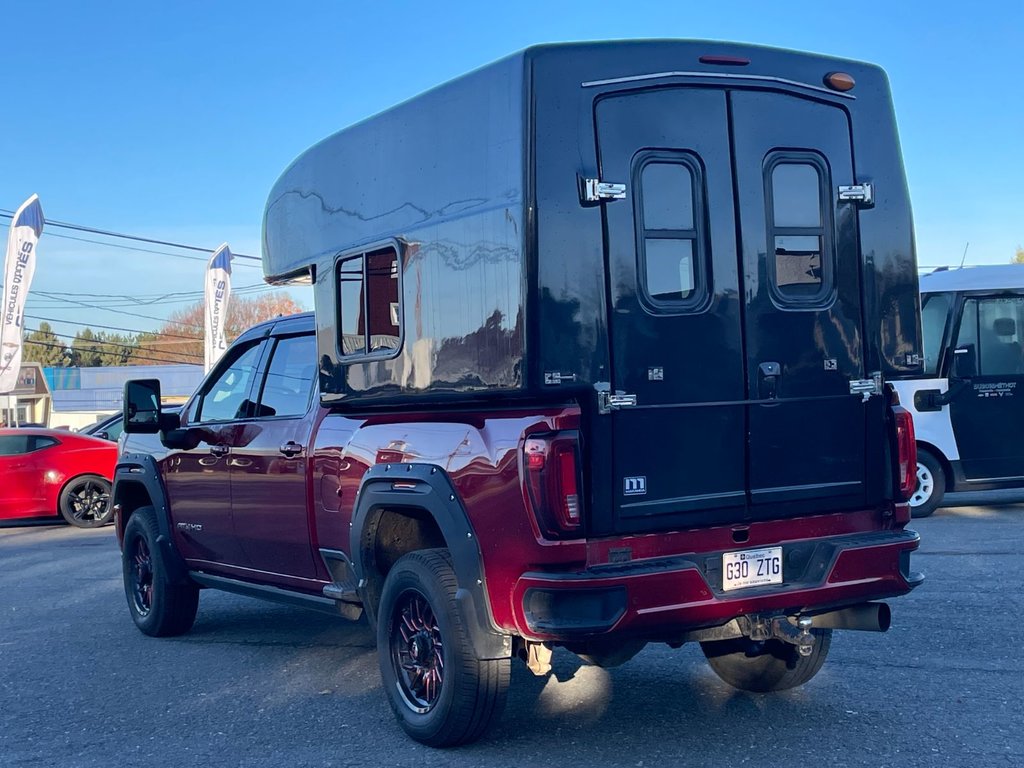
[[263, 40, 922, 407]]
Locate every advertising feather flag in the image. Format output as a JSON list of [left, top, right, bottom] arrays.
[[204, 243, 233, 372], [0, 195, 45, 393]]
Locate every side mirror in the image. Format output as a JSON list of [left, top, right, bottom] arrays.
[[123, 379, 162, 434], [951, 345, 977, 379]]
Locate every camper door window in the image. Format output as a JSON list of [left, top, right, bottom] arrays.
[[765, 153, 833, 306], [633, 153, 706, 310]]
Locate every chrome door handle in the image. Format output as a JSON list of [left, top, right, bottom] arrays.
[[279, 441, 304, 458]]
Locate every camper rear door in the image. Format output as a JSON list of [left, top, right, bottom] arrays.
[[595, 86, 869, 535]]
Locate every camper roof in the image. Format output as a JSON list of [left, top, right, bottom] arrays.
[[920, 265, 1024, 294]]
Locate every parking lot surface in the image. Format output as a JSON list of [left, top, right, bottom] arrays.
[[2, 494, 1022, 768]]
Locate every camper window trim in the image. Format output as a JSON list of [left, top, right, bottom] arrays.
[[764, 151, 835, 309], [334, 242, 404, 362], [632, 151, 711, 314]]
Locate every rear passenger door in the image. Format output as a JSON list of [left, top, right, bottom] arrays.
[[229, 332, 320, 584]]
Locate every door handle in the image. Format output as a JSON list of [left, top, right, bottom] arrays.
[[279, 441, 304, 458], [209, 444, 230, 457], [758, 362, 781, 400]]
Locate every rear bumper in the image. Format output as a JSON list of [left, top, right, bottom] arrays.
[[511, 529, 922, 641]]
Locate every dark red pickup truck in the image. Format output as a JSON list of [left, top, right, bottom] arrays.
[[114, 40, 924, 747]]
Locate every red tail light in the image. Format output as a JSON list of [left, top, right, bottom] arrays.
[[522, 431, 583, 538], [894, 406, 917, 502]]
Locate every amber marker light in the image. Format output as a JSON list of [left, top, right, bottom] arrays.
[[824, 72, 856, 92]]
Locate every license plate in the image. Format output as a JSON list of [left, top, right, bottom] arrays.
[[722, 546, 783, 591]]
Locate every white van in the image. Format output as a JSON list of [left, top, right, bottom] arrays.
[[892, 265, 1024, 516]]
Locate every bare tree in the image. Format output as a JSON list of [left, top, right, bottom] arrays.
[[128, 291, 305, 365]]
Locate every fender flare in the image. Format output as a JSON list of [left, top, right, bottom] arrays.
[[350, 463, 512, 660], [112, 452, 190, 585]]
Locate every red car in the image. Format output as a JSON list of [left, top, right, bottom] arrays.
[[0, 428, 117, 528]]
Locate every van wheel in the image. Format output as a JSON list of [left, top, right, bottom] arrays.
[[910, 449, 945, 518], [122, 507, 199, 637], [700, 630, 832, 692], [377, 549, 509, 747]]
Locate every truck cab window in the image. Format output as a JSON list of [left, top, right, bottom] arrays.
[[337, 246, 401, 356], [921, 292, 952, 375], [766, 154, 832, 305], [634, 154, 705, 309], [197, 342, 264, 422], [256, 335, 318, 418]]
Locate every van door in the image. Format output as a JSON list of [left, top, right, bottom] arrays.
[[731, 91, 868, 518], [947, 293, 1024, 480], [596, 87, 870, 534], [596, 88, 748, 533]]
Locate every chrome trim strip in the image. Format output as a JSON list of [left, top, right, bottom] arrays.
[[581, 70, 856, 100], [964, 475, 1024, 484], [188, 559, 325, 584]]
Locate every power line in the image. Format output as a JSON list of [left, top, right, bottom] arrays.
[[0, 209, 261, 261], [28, 292, 204, 331], [25, 326, 203, 363], [41, 230, 260, 268], [28, 283, 274, 309], [25, 314, 200, 341], [23, 337, 201, 367]]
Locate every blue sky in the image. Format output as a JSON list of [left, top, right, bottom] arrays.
[[1, 0, 1021, 339]]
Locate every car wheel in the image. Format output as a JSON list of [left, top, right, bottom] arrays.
[[58, 476, 113, 528], [701, 629, 832, 693], [377, 548, 510, 747], [122, 507, 199, 637], [909, 448, 945, 518]]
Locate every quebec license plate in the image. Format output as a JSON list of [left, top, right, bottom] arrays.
[[722, 546, 783, 591]]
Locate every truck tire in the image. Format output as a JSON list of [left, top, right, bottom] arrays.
[[700, 629, 832, 693], [910, 448, 945, 518], [377, 548, 509, 747], [122, 507, 199, 637]]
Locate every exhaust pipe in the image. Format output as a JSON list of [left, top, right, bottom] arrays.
[[810, 602, 891, 632]]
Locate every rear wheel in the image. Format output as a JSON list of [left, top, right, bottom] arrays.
[[122, 507, 199, 637], [377, 549, 509, 747], [910, 448, 945, 518], [58, 476, 113, 528], [701, 629, 832, 692]]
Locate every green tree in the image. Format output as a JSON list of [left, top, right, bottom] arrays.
[[1013, 245, 1024, 264], [70, 328, 136, 367], [23, 322, 72, 366]]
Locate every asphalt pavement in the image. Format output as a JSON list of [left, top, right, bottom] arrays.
[[2, 494, 1022, 767]]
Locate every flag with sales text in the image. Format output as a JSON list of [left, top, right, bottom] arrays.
[[204, 243, 232, 372], [0, 195, 45, 393]]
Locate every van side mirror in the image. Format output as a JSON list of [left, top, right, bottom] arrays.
[[951, 345, 977, 379], [123, 379, 162, 434]]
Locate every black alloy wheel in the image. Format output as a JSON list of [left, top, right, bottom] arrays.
[[59, 476, 113, 528], [128, 535, 154, 617], [390, 590, 446, 713]]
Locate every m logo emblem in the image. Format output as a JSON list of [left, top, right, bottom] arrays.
[[623, 476, 647, 496]]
